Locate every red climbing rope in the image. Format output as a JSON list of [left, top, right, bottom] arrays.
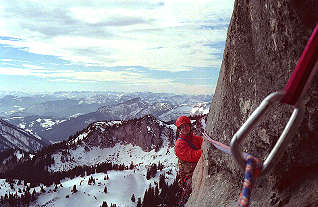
[[281, 24, 318, 105]]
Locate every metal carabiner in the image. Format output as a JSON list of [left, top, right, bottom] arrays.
[[230, 91, 305, 176]]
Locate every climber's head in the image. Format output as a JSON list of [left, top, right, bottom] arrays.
[[176, 116, 191, 128], [176, 116, 191, 135]]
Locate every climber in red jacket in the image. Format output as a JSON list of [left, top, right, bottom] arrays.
[[174, 115, 203, 206]]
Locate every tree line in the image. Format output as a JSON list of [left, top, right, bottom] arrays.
[[1, 159, 130, 187], [141, 173, 180, 207]]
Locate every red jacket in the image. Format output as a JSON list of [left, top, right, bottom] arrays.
[[174, 133, 203, 163]]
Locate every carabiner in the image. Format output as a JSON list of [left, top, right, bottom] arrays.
[[230, 91, 304, 176]]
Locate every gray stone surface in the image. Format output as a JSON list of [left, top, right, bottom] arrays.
[[83, 115, 174, 151], [188, 0, 318, 206]]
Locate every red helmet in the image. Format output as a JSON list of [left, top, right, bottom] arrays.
[[176, 116, 191, 128]]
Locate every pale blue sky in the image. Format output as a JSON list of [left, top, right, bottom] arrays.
[[0, 0, 234, 95]]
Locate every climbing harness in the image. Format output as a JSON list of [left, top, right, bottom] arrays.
[[201, 23, 318, 207], [177, 176, 192, 207], [231, 23, 318, 175]]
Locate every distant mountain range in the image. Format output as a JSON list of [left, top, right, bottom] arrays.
[[2, 91, 212, 143]]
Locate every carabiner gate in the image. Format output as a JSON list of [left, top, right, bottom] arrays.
[[230, 91, 304, 176]]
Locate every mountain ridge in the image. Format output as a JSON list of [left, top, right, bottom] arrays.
[[4, 92, 210, 142], [0, 119, 50, 153]]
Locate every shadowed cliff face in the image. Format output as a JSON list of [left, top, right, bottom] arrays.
[[188, 0, 318, 206], [82, 115, 175, 152]]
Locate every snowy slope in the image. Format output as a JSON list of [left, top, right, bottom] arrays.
[[31, 171, 160, 207], [40, 123, 177, 206], [0, 119, 179, 207], [0, 171, 160, 207]]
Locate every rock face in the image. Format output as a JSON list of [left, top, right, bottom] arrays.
[[81, 115, 175, 152], [188, 1, 318, 206]]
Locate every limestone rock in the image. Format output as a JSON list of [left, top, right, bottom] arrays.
[[188, 0, 318, 206], [83, 115, 175, 152]]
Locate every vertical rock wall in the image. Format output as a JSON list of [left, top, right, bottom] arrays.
[[188, 0, 318, 206]]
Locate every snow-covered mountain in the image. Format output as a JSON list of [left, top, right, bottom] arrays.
[[0, 114, 205, 207], [0, 119, 50, 152], [6, 112, 108, 143], [1, 91, 211, 118], [98, 97, 210, 123], [97, 97, 174, 121], [3, 92, 211, 142], [0, 92, 119, 118]]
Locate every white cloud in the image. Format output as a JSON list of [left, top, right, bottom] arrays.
[[0, 66, 164, 83], [48, 78, 96, 83], [0, 0, 234, 72], [128, 81, 216, 95], [22, 64, 46, 70], [0, 59, 14, 62]]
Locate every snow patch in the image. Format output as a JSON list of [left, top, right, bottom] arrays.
[[14, 151, 23, 160], [70, 113, 82, 118], [18, 123, 26, 129]]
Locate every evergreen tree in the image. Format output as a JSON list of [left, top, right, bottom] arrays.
[[158, 161, 164, 170], [146, 163, 157, 180], [101, 201, 108, 207], [26, 184, 31, 192], [24, 190, 31, 206], [9, 182, 14, 190], [142, 184, 157, 207], [129, 161, 134, 169], [88, 176, 95, 185], [131, 194, 136, 202], [40, 186, 46, 193], [8, 193, 14, 207], [159, 173, 166, 189], [104, 186, 108, 193], [154, 184, 160, 202], [31, 189, 37, 201], [72, 185, 77, 193], [146, 169, 151, 180], [136, 198, 142, 207], [167, 177, 180, 206], [54, 184, 58, 192], [158, 176, 179, 206]]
